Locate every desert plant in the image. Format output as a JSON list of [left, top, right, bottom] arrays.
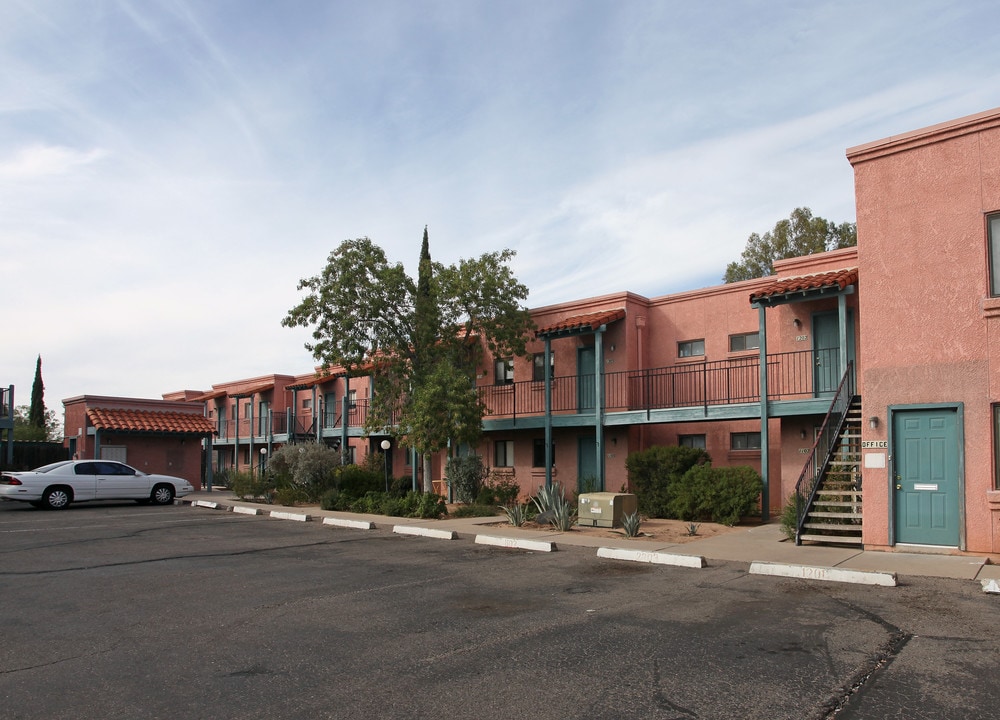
[[685, 522, 701, 536], [532, 483, 574, 530], [500, 502, 529, 526], [621, 511, 642, 538]]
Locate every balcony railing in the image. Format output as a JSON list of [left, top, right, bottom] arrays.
[[210, 349, 842, 438], [478, 348, 839, 420]]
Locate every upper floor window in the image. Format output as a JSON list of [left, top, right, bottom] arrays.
[[302, 397, 312, 410], [532, 353, 554, 382], [731, 432, 761, 450], [678, 339, 705, 358], [989, 213, 1000, 296], [729, 332, 760, 352], [495, 358, 514, 385]]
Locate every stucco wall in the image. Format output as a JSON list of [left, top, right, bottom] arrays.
[[850, 108, 1000, 553]]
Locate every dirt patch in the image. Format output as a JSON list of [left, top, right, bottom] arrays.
[[480, 516, 748, 543]]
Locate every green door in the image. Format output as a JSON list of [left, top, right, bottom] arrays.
[[893, 408, 960, 546], [577, 436, 600, 492]]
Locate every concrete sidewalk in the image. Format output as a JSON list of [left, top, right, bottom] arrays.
[[182, 490, 1000, 590]]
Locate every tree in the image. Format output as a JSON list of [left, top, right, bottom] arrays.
[[12, 405, 61, 441], [723, 207, 857, 282], [29, 355, 45, 432], [282, 232, 534, 484]]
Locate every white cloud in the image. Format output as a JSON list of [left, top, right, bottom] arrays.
[[0, 144, 106, 180]]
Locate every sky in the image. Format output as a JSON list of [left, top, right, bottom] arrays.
[[2, 0, 999, 423]]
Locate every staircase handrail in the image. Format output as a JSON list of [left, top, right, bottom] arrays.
[[793, 362, 856, 545]]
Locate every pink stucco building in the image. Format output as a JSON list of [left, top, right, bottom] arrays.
[[848, 106, 1000, 554]]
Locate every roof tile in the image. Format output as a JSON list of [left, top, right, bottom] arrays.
[[87, 407, 215, 435], [536, 308, 626, 337], [749, 268, 858, 303]]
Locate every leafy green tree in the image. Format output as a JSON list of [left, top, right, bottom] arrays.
[[29, 355, 45, 432], [12, 405, 61, 441], [282, 232, 534, 485], [724, 207, 857, 282]]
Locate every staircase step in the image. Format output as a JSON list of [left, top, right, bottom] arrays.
[[813, 501, 863, 509], [803, 522, 862, 532], [808, 511, 863, 520]]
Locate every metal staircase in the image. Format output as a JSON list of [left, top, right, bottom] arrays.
[[793, 363, 864, 547], [796, 399, 863, 545]]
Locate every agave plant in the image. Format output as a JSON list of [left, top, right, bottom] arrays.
[[531, 483, 574, 530], [621, 511, 642, 538], [500, 502, 529, 527], [685, 522, 701, 537]]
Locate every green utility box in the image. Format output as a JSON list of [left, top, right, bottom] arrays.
[[577, 492, 638, 528]]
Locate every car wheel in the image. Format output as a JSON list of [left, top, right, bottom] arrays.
[[150, 484, 175, 505], [42, 487, 72, 510]]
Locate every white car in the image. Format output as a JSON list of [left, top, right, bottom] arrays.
[[0, 460, 195, 509]]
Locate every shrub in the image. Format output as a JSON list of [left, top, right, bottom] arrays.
[[780, 493, 805, 540], [486, 473, 521, 506], [337, 464, 384, 499], [451, 504, 501, 518], [447, 455, 488, 504], [625, 445, 710, 518], [344, 490, 446, 518], [227, 470, 275, 503], [267, 442, 342, 501], [669, 464, 762, 526]]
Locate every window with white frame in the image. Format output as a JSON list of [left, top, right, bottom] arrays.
[[495, 358, 514, 385], [729, 332, 760, 352], [302, 397, 312, 410], [494, 440, 514, 467], [678, 339, 705, 358], [731, 432, 761, 450], [988, 212, 1000, 296]]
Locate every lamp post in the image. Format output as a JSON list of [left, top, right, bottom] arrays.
[[259, 446, 267, 476], [380, 439, 391, 493]]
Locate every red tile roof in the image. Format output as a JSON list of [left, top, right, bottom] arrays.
[[536, 308, 626, 337], [750, 268, 858, 304], [87, 408, 215, 435]]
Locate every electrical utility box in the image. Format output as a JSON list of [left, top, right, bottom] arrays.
[[577, 492, 638, 528]]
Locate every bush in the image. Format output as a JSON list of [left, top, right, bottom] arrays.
[[227, 470, 275, 503], [625, 445, 710, 518], [669, 464, 762, 526], [780, 493, 805, 540], [450, 503, 502, 518], [337, 464, 384, 499], [267, 443, 342, 501], [447, 455, 488, 504], [345, 490, 446, 518]]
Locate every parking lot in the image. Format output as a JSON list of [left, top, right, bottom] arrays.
[[1, 500, 998, 719]]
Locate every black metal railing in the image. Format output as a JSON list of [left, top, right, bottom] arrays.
[[793, 362, 856, 545]]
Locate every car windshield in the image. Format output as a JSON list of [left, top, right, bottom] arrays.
[[33, 461, 74, 473]]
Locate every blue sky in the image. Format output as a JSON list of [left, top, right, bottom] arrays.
[[2, 0, 998, 419]]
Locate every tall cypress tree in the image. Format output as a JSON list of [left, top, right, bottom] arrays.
[[29, 355, 46, 433]]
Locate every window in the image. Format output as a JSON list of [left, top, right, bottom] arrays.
[[679, 434, 706, 449], [494, 440, 514, 467], [729, 332, 760, 352], [532, 438, 555, 467], [347, 389, 357, 408], [243, 402, 252, 419], [731, 432, 761, 450], [989, 213, 1000, 296], [302, 397, 312, 409], [495, 358, 514, 385], [532, 353, 554, 382], [678, 339, 705, 358]]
